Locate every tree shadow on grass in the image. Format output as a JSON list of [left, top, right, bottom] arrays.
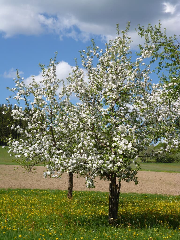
[[63, 210, 179, 229], [117, 211, 179, 229]]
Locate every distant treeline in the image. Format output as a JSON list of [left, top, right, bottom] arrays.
[[0, 104, 27, 146]]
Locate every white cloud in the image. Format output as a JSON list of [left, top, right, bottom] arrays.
[[161, 13, 180, 34], [0, 3, 43, 37], [163, 2, 177, 14], [56, 61, 73, 80], [0, 0, 180, 43], [25, 71, 43, 85], [161, 2, 180, 36], [24, 61, 86, 104], [24, 61, 73, 86], [3, 68, 24, 78]]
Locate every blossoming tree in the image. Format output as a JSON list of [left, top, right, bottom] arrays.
[[67, 24, 180, 223], [7, 56, 84, 198]]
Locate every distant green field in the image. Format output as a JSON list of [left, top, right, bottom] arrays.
[[140, 162, 180, 173], [0, 146, 17, 165], [0, 146, 180, 172]]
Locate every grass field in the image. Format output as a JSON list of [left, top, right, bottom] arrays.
[[139, 162, 180, 173], [0, 146, 17, 165], [0, 189, 179, 240], [1, 146, 180, 173]]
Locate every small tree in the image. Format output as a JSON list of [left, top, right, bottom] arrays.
[[67, 24, 180, 223], [7, 56, 83, 198]]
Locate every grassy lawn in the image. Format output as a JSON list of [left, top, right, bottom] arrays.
[[0, 189, 179, 240], [0, 146, 17, 165], [140, 162, 180, 173], [0, 146, 44, 166]]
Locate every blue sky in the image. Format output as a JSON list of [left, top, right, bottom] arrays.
[[0, 0, 180, 105]]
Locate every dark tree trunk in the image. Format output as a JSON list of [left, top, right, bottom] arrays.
[[109, 174, 121, 225], [68, 172, 73, 199]]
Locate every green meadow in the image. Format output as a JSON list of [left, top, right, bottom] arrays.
[[0, 146, 17, 165], [0, 146, 180, 239], [0, 189, 179, 240]]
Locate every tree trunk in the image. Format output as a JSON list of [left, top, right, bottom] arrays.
[[68, 172, 73, 199], [109, 174, 121, 225]]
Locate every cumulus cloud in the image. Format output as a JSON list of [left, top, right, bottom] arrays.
[[0, 0, 180, 42], [163, 2, 177, 14], [25, 71, 43, 85], [161, 13, 180, 33], [0, 3, 43, 37], [24, 61, 73, 86], [24, 61, 87, 103], [3, 68, 24, 78], [161, 1, 180, 36]]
